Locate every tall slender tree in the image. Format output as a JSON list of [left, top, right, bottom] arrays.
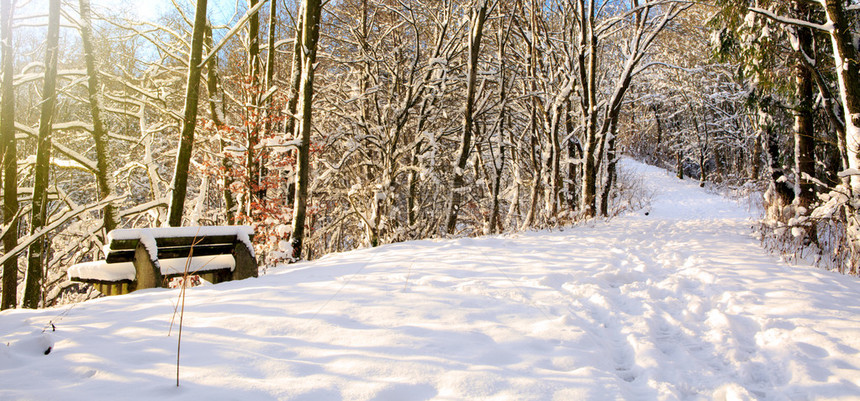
[[1, 0, 18, 310], [288, 0, 323, 260], [792, 0, 816, 213], [204, 25, 236, 225], [283, 2, 304, 207], [446, 0, 492, 234], [167, 0, 209, 227], [79, 0, 116, 233], [821, 0, 860, 195], [23, 0, 61, 308], [247, 0, 262, 210]]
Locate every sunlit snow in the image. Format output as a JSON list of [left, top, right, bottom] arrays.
[[2, 160, 859, 400]]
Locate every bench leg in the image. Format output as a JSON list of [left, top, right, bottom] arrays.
[[232, 241, 258, 281], [133, 243, 162, 289]]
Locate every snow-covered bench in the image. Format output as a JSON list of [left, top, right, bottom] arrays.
[[68, 226, 257, 296]]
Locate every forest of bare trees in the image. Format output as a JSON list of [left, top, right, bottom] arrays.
[[1, 0, 859, 309]]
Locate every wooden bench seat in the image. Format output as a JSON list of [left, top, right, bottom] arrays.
[[68, 226, 257, 296]]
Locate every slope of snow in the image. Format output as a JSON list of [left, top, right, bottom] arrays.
[[2, 159, 860, 400]]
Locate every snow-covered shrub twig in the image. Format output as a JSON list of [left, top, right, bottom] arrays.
[[755, 184, 859, 275], [609, 166, 655, 217]]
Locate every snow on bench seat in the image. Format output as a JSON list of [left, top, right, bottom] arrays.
[[68, 261, 135, 282], [158, 254, 236, 275], [68, 254, 236, 281]]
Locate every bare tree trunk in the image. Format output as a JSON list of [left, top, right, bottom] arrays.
[[523, 131, 541, 228], [488, 9, 510, 234], [579, 0, 599, 218], [548, 107, 562, 221], [822, 0, 860, 195], [23, 0, 60, 308], [793, 0, 816, 211], [204, 25, 236, 225], [79, 0, 116, 234], [247, 0, 262, 209], [259, 0, 277, 203], [289, 0, 323, 260], [1, 0, 18, 310], [764, 124, 795, 223], [265, 0, 277, 91], [167, 0, 209, 227], [522, 0, 541, 229], [565, 101, 579, 213], [446, 1, 489, 234], [751, 131, 762, 180], [652, 104, 662, 159], [284, 6, 304, 206], [599, 114, 620, 216], [407, 151, 419, 228]]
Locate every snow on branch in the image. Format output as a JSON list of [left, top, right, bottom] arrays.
[[21, 155, 92, 172], [198, 0, 269, 69], [13, 69, 87, 87], [748, 7, 833, 32], [14, 122, 99, 173], [0, 196, 125, 268], [636, 61, 703, 76], [117, 198, 169, 219], [52, 121, 93, 132]]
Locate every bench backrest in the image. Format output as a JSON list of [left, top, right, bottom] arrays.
[[106, 235, 246, 263], [105, 226, 255, 261]]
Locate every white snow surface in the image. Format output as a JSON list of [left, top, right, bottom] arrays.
[[67, 255, 236, 282], [3, 160, 860, 400], [158, 255, 236, 275], [67, 261, 136, 281]]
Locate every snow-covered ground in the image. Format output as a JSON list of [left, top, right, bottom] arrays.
[[2, 160, 860, 400]]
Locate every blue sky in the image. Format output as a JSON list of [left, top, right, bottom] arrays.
[[10, 0, 247, 25]]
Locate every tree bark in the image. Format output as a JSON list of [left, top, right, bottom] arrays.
[[522, 0, 542, 229], [751, 131, 762, 180], [23, 0, 61, 308], [764, 124, 795, 223], [565, 101, 579, 213], [204, 25, 236, 225], [822, 0, 860, 195], [652, 104, 663, 159], [264, 0, 277, 91], [79, 0, 116, 233], [793, 0, 816, 211], [167, 0, 209, 227], [247, 0, 262, 209], [488, 9, 509, 234], [284, 5, 303, 207], [580, 0, 599, 218], [446, 1, 489, 234], [1, 0, 18, 310], [259, 0, 277, 203], [289, 0, 323, 260], [599, 113, 620, 216]]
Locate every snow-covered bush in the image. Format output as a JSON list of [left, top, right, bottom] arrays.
[[608, 164, 655, 217], [756, 184, 859, 275]]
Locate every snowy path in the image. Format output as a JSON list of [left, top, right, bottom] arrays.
[[2, 160, 860, 400]]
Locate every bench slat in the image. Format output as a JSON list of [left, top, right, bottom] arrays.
[[108, 234, 245, 251], [156, 244, 236, 260], [105, 250, 135, 263], [106, 244, 237, 263]]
